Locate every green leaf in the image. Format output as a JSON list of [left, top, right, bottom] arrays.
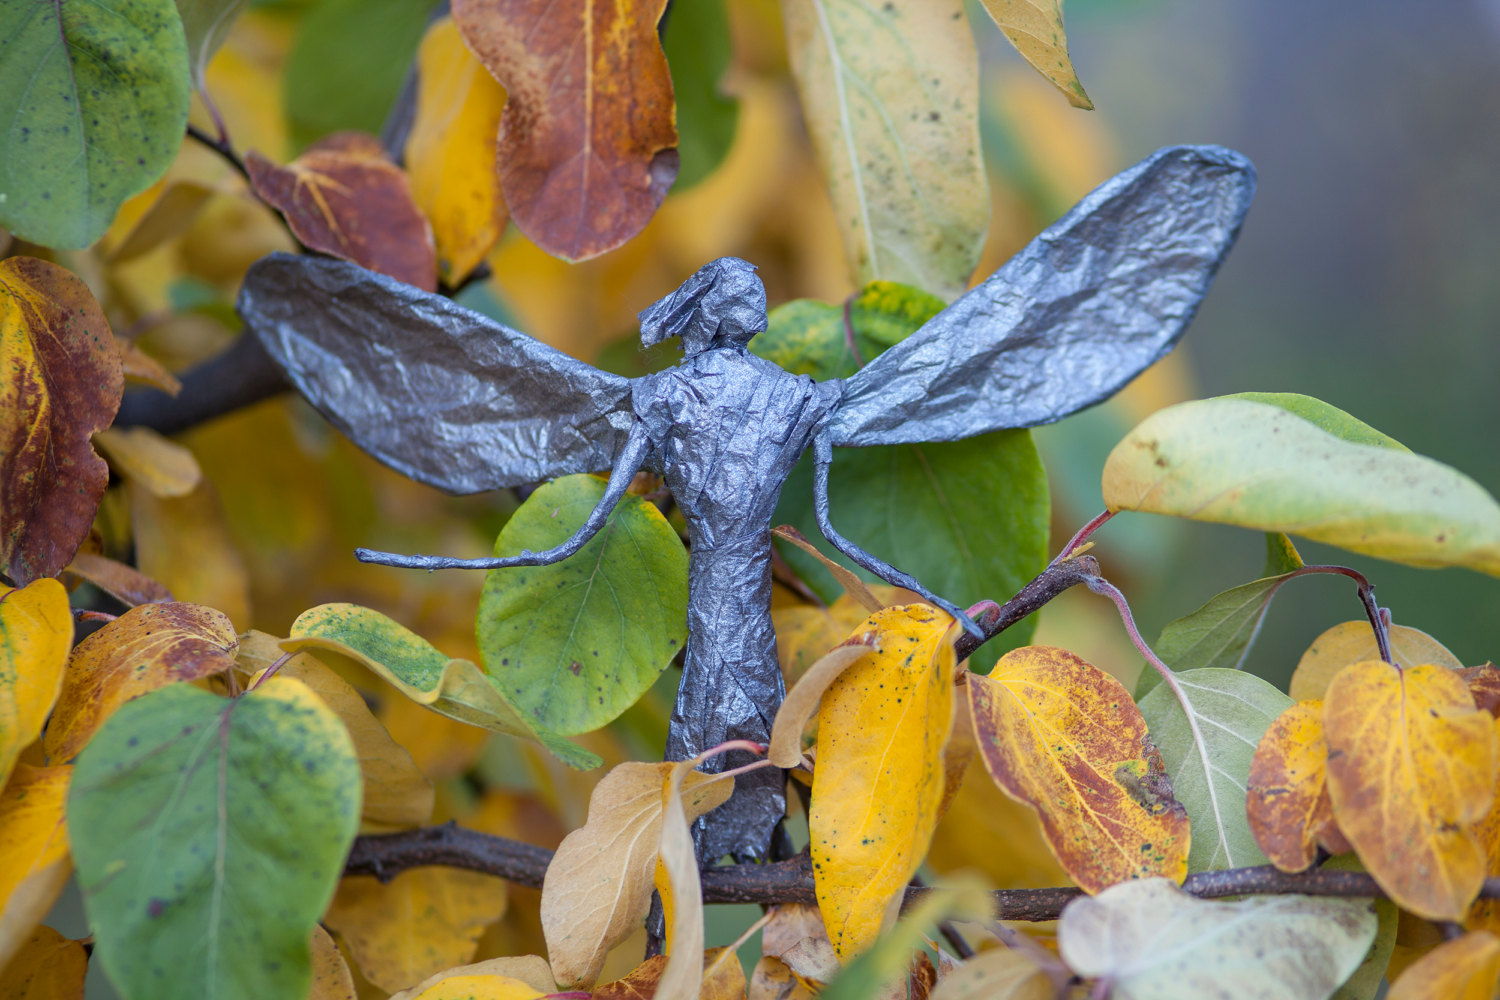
[[476, 474, 689, 736], [282, 0, 431, 150], [1226, 392, 1410, 452], [1322, 856, 1398, 1000], [0, 0, 190, 248], [755, 282, 1048, 670], [285, 603, 601, 769], [1103, 396, 1500, 576], [69, 678, 360, 1000], [173, 0, 249, 86], [781, 0, 989, 300], [1059, 878, 1378, 1000], [975, 0, 1092, 110], [661, 0, 738, 190], [1262, 532, 1305, 576], [1138, 668, 1293, 872]]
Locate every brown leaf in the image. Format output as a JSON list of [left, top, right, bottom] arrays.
[[1246, 700, 1339, 873], [966, 645, 1190, 893], [451, 0, 678, 261], [1461, 664, 1500, 718], [44, 602, 238, 763], [0, 764, 72, 971], [0, 924, 87, 1000], [0, 257, 123, 584], [246, 132, 437, 290], [541, 762, 731, 987], [62, 552, 173, 607]]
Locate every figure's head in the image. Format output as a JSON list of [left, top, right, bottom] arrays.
[[638, 257, 767, 356]]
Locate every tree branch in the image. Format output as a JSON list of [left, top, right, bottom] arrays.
[[348, 822, 1499, 921], [953, 555, 1101, 661], [113, 332, 288, 434]]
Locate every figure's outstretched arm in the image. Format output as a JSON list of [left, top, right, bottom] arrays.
[[811, 434, 983, 638], [356, 422, 653, 571]]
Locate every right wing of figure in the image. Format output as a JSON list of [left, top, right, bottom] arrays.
[[239, 253, 636, 494], [827, 145, 1257, 448]]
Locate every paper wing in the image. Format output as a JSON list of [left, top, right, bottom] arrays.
[[239, 253, 636, 494], [827, 145, 1257, 448]]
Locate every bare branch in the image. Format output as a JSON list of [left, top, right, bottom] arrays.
[[114, 332, 288, 434]]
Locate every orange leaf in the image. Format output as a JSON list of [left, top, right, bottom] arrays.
[[451, 0, 678, 261], [1246, 700, 1340, 873], [62, 553, 173, 608], [811, 604, 956, 960], [1387, 930, 1500, 1000], [0, 257, 122, 584], [406, 17, 510, 286], [966, 645, 1190, 893], [0, 579, 71, 789], [0, 924, 87, 1000], [246, 132, 437, 290], [1324, 661, 1498, 920], [0, 765, 72, 971], [44, 602, 238, 763]]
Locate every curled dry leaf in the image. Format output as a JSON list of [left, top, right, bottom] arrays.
[[1289, 620, 1463, 701], [0, 924, 88, 999], [44, 601, 238, 763], [0, 257, 123, 585], [1387, 930, 1500, 1000], [769, 641, 874, 768], [1323, 661, 1498, 920], [406, 17, 509, 286], [388, 955, 557, 1000], [1058, 878, 1378, 1000], [246, 132, 437, 290], [0, 764, 72, 971], [762, 903, 840, 987], [63, 552, 173, 607], [0, 578, 71, 789], [240, 631, 433, 829], [323, 868, 509, 993], [811, 604, 956, 960], [1246, 700, 1340, 873], [452, 0, 678, 261], [94, 426, 203, 497], [540, 761, 731, 987], [966, 644, 1190, 892]]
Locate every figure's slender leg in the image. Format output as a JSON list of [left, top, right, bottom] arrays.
[[812, 434, 983, 637], [356, 422, 654, 571]]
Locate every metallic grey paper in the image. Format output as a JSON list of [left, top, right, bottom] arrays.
[[238, 145, 1257, 862]]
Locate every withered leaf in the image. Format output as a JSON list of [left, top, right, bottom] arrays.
[[1246, 700, 1338, 873], [62, 552, 173, 608], [967, 645, 1190, 892], [0, 257, 123, 584], [452, 0, 678, 261], [246, 132, 437, 290], [44, 602, 238, 763]]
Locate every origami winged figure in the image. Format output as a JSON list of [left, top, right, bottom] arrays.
[[239, 145, 1255, 861]]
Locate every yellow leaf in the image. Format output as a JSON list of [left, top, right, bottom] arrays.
[[406, 17, 509, 287], [811, 604, 956, 960], [1290, 621, 1463, 701], [240, 632, 434, 830], [928, 946, 1049, 1000], [1388, 930, 1500, 1000], [45, 602, 238, 763], [0, 924, 87, 1000], [94, 426, 202, 498], [116, 337, 181, 395], [771, 588, 906, 685], [1466, 716, 1500, 933], [966, 645, 1190, 893], [769, 640, 875, 768], [975, 0, 1092, 110], [748, 956, 818, 1000], [130, 479, 251, 629], [403, 975, 546, 1000], [0, 579, 70, 788], [390, 956, 557, 1000], [310, 924, 357, 1000], [1324, 661, 1498, 920], [761, 904, 839, 987], [1246, 701, 1341, 873], [324, 868, 510, 993], [654, 754, 734, 1000], [104, 178, 218, 263], [0, 765, 72, 970], [540, 762, 732, 987]]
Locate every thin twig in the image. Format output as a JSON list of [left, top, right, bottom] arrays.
[[1053, 510, 1114, 565], [952, 556, 1101, 661], [185, 122, 250, 182]]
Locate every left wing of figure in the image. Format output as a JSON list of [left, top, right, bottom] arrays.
[[826, 145, 1257, 448]]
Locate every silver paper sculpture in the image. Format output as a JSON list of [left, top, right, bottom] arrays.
[[238, 145, 1256, 861]]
